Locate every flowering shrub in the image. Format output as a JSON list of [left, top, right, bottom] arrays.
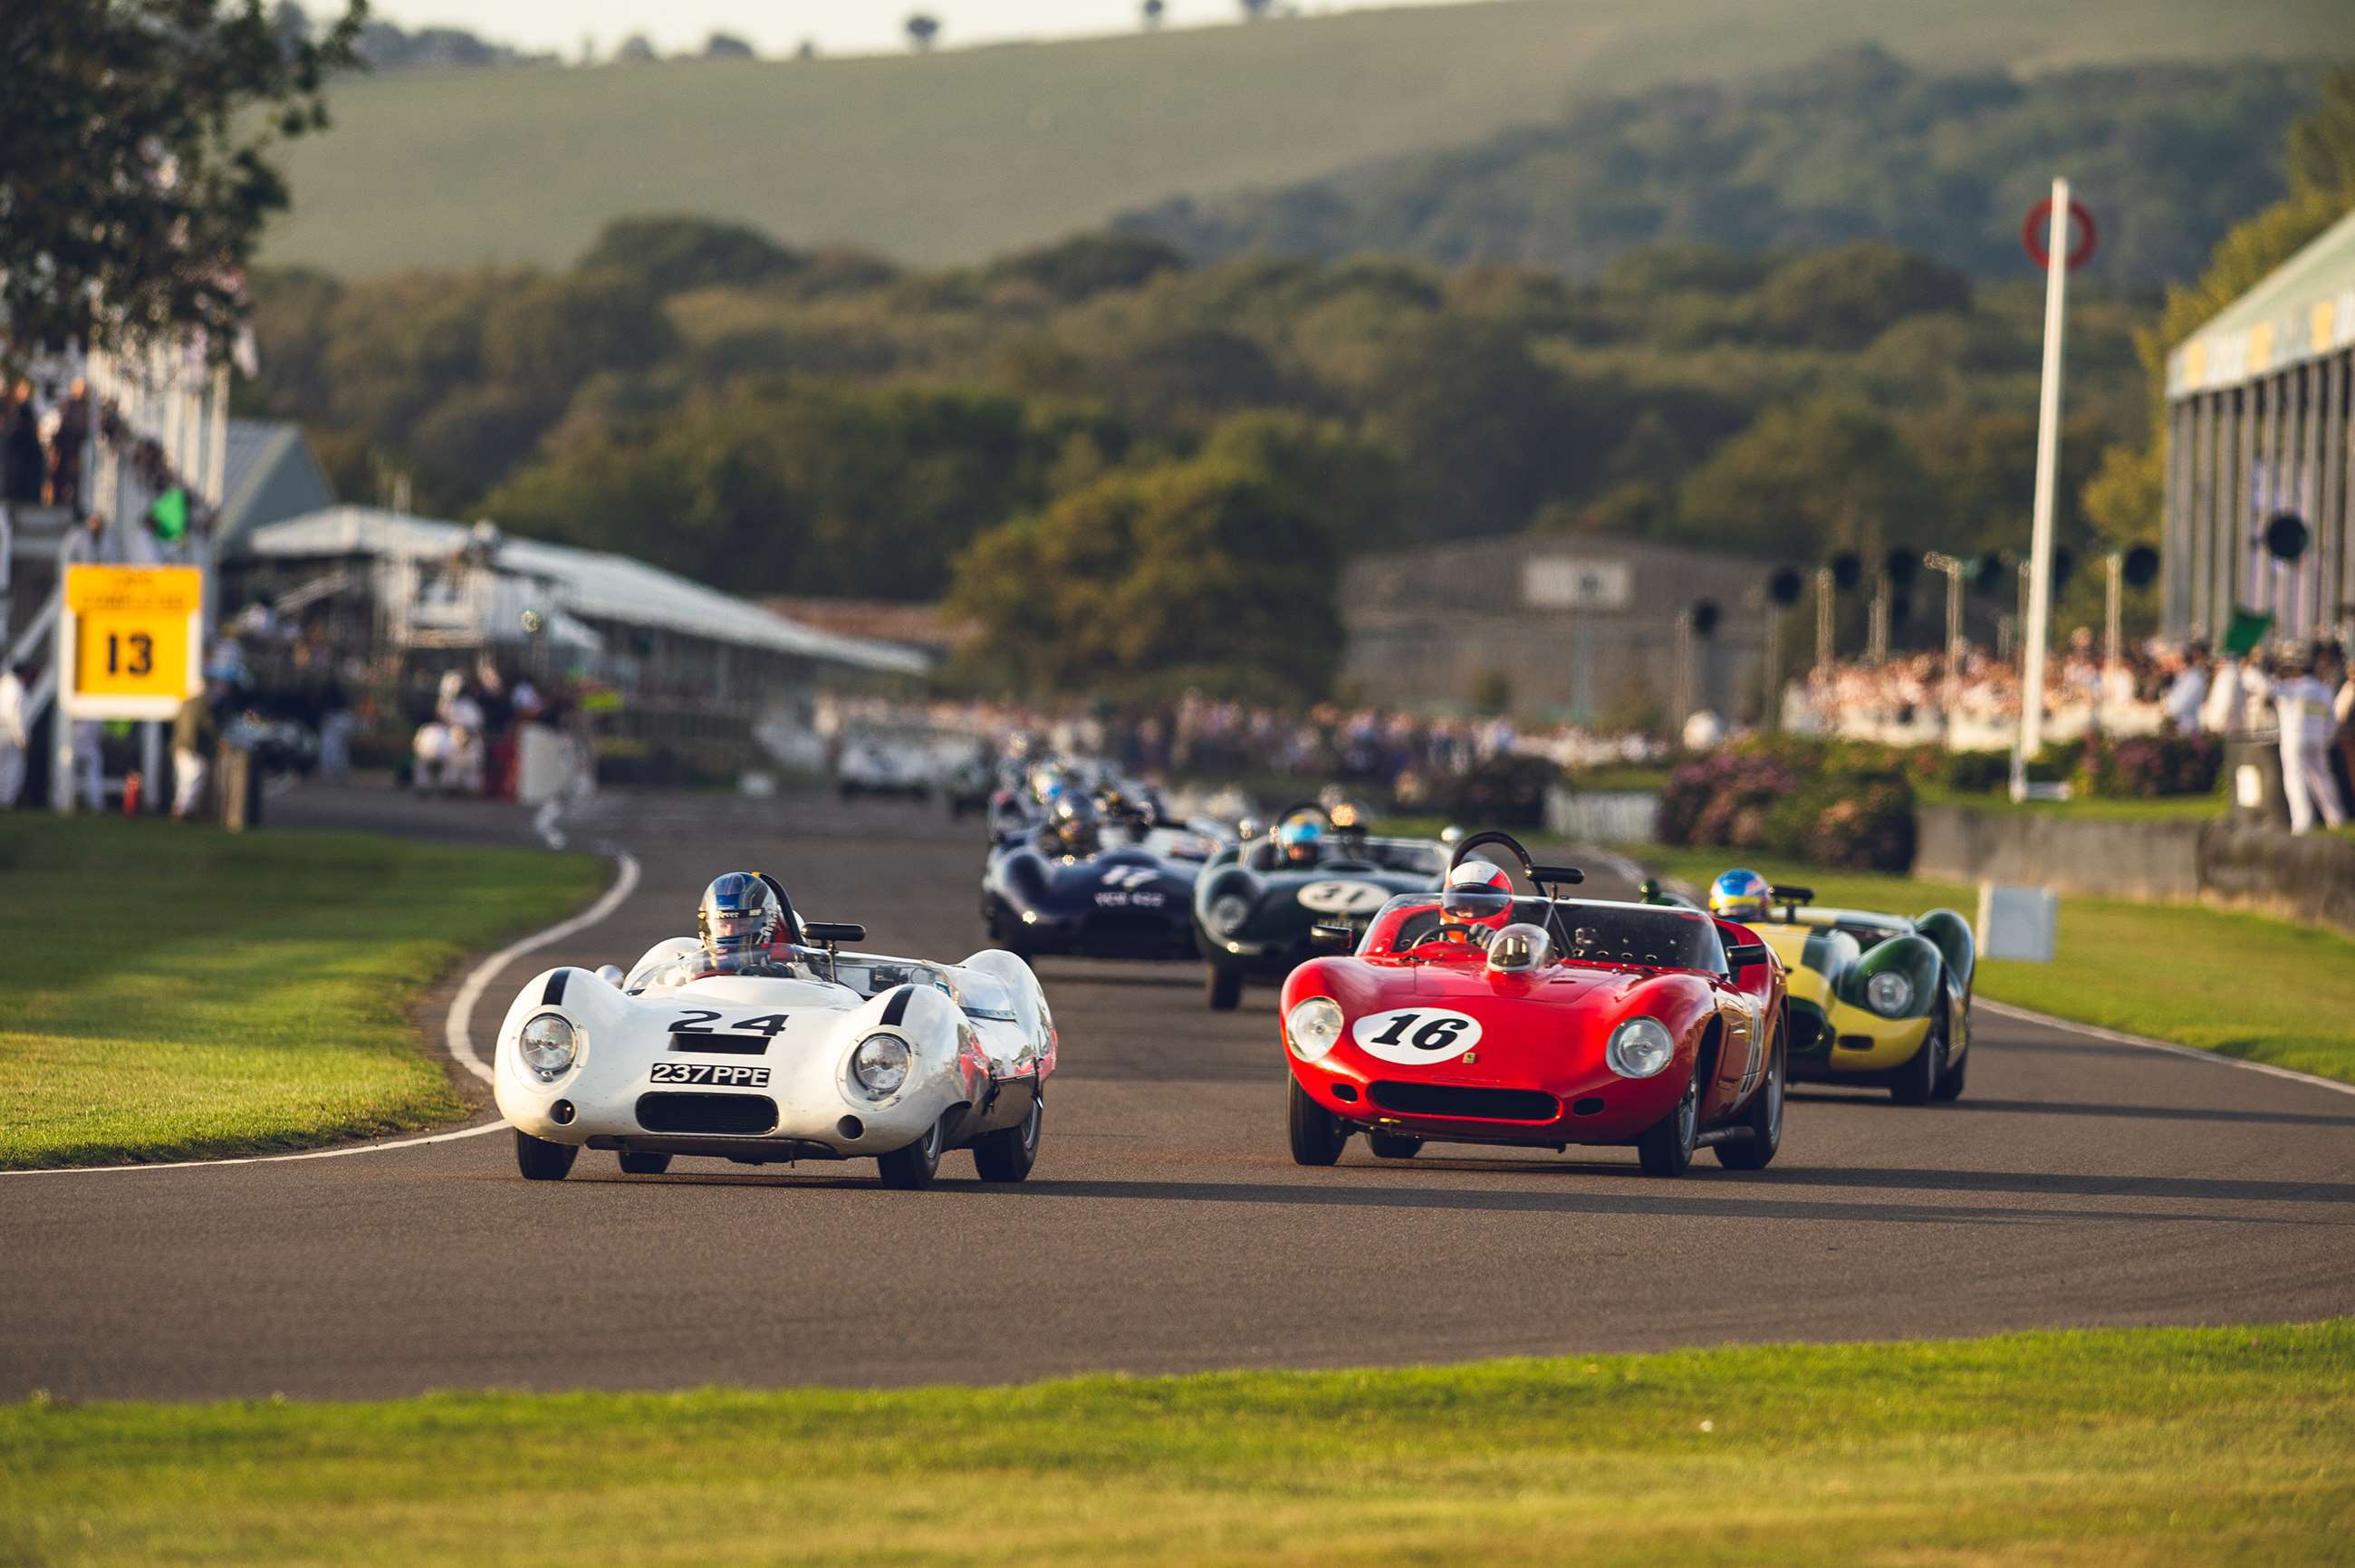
[[2071, 731, 2221, 799], [1658, 740, 1916, 871]]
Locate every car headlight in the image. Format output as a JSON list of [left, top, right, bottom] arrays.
[[1210, 893, 1252, 935], [1866, 971, 1915, 1016], [518, 1014, 576, 1079], [1285, 997, 1344, 1062], [1606, 1016, 1675, 1079], [851, 1033, 911, 1099]]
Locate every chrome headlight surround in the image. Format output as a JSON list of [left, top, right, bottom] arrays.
[[1209, 893, 1253, 936], [1865, 971, 1916, 1017], [1285, 996, 1344, 1062], [518, 1013, 578, 1081], [1605, 1015, 1676, 1080], [850, 1033, 912, 1101]]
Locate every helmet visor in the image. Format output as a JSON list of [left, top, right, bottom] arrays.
[[1441, 885, 1513, 922]]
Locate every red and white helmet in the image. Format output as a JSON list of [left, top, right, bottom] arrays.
[[1441, 859, 1515, 929]]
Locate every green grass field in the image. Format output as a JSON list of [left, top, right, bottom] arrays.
[[5, 1321, 2350, 1566], [0, 816, 604, 1169], [1637, 843, 2355, 1085], [263, 0, 2347, 274]]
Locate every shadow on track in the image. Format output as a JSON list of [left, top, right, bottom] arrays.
[[1783, 1092, 2353, 1128], [1749, 1164, 2355, 1206]]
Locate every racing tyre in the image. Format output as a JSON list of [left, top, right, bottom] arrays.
[[1715, 1034, 1783, 1171], [972, 1092, 1043, 1183], [1287, 1075, 1349, 1166], [1889, 1011, 1946, 1106], [1206, 966, 1245, 1011], [1932, 1030, 1969, 1101], [1368, 1131, 1423, 1159], [877, 1115, 947, 1190], [618, 1151, 672, 1176], [1635, 1072, 1700, 1178], [514, 1129, 577, 1181]]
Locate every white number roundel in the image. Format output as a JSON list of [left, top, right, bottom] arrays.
[[1297, 880, 1389, 916], [1350, 1006, 1484, 1064]]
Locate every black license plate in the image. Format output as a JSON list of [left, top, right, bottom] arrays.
[[649, 1062, 772, 1087]]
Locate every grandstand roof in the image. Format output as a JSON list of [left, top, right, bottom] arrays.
[[2168, 204, 2355, 398], [238, 506, 928, 676]]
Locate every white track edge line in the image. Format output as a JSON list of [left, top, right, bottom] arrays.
[[1971, 996, 2355, 1099], [5, 842, 643, 1178]]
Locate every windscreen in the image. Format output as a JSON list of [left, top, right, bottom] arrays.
[[1384, 897, 1725, 972]]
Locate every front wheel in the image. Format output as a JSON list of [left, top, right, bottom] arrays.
[[1206, 966, 1244, 1011], [618, 1151, 672, 1176], [1932, 1019, 1969, 1101], [972, 1092, 1043, 1183], [1715, 1033, 1783, 1170], [515, 1129, 577, 1181], [1287, 1075, 1348, 1166], [877, 1114, 947, 1190], [1889, 1011, 1946, 1106], [1636, 1072, 1699, 1178]]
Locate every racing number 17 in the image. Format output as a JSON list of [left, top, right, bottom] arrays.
[[1368, 1012, 1472, 1053]]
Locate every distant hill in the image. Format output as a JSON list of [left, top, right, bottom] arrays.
[[262, 0, 2350, 275], [1118, 49, 2329, 284]]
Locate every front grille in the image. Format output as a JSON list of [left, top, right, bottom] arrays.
[[1787, 1001, 1830, 1055], [1370, 1082, 1559, 1122], [635, 1092, 778, 1135], [668, 1033, 769, 1054]]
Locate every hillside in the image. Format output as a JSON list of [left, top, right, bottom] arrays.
[[262, 0, 2350, 275], [1120, 51, 2330, 284]]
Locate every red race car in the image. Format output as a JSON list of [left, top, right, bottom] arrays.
[[1279, 832, 1788, 1177]]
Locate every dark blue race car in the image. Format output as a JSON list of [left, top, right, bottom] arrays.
[[980, 802, 1223, 961]]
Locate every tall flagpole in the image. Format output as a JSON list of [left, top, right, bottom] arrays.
[[2015, 177, 2071, 793]]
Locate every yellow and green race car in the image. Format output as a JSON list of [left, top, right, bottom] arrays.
[[1741, 885, 1972, 1103]]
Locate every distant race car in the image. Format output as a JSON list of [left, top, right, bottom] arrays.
[[836, 734, 934, 802], [1193, 802, 1447, 1010], [980, 816, 1219, 961], [1741, 882, 1974, 1103], [1280, 832, 1788, 1176], [494, 917, 1056, 1188]]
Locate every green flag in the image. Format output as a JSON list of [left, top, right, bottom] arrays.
[[149, 486, 189, 543], [2221, 609, 2273, 658]]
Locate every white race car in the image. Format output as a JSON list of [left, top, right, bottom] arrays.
[[493, 925, 1057, 1188]]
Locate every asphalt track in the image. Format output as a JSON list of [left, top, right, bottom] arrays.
[[5, 787, 2353, 1402]]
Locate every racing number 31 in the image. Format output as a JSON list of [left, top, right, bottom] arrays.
[[1368, 1012, 1472, 1053]]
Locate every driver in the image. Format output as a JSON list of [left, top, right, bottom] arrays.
[[1276, 816, 1324, 868], [1437, 859, 1516, 945], [1708, 868, 1771, 922], [1038, 792, 1101, 858], [697, 871, 802, 965]]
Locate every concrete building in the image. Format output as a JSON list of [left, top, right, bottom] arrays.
[[2163, 205, 2355, 643], [1341, 534, 1770, 725]]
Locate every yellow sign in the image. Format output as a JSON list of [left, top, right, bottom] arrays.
[[62, 565, 203, 711]]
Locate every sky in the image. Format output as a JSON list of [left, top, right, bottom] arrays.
[[362, 0, 1497, 61]]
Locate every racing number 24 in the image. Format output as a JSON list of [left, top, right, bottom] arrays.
[[1367, 1012, 1473, 1053]]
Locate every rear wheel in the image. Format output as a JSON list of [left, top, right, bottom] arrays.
[[877, 1115, 947, 1190], [514, 1129, 577, 1181], [1715, 1032, 1784, 1170], [1206, 966, 1244, 1011], [1368, 1131, 1423, 1159], [1287, 1075, 1349, 1166], [618, 1151, 672, 1176], [972, 1092, 1043, 1183], [1636, 1072, 1699, 1178], [1889, 1011, 1946, 1106]]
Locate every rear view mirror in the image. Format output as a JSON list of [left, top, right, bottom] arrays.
[[593, 964, 625, 987], [803, 921, 866, 946], [1310, 922, 1354, 952], [1725, 942, 1770, 970]]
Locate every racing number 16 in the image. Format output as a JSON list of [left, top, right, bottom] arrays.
[[106, 631, 154, 677], [1368, 1012, 1473, 1053]]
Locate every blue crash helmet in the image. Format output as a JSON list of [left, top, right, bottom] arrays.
[[1275, 816, 1324, 865], [1707, 868, 1771, 922]]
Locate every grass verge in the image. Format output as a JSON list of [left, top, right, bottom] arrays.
[[0, 816, 604, 1169], [1637, 842, 2355, 1085], [3, 1322, 2350, 1567]]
